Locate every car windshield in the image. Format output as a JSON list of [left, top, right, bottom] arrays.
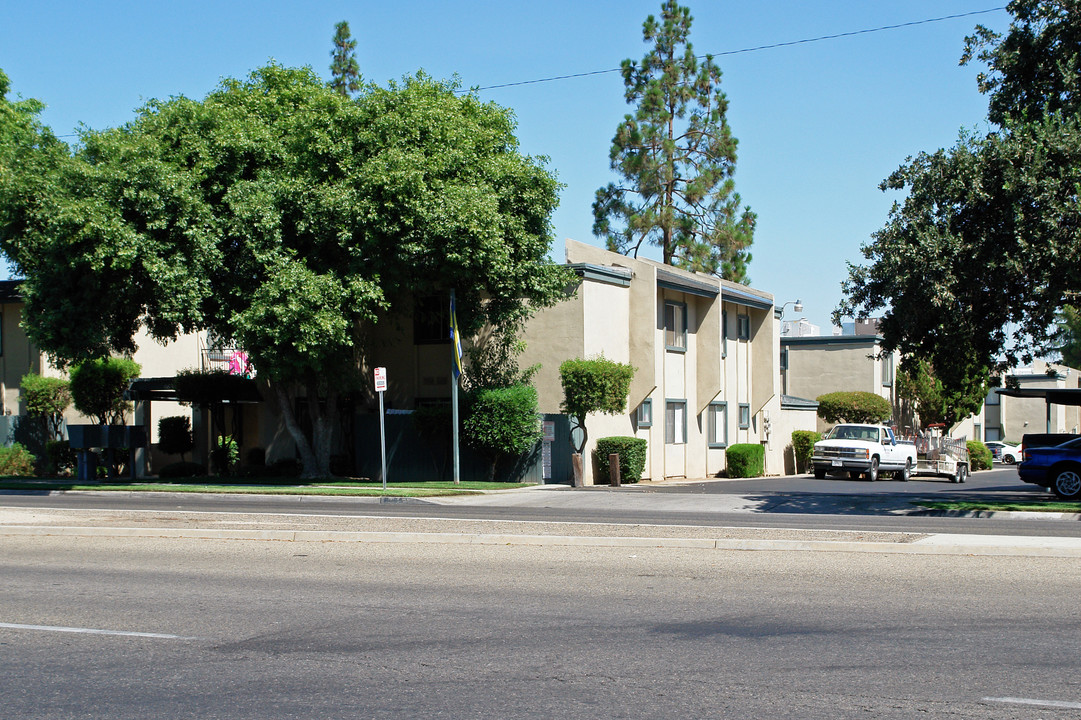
[[827, 426, 878, 441]]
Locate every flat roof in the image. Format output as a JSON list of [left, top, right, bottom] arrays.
[[996, 388, 1081, 406]]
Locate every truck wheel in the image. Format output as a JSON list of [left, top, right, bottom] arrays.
[[813, 467, 826, 479], [1052, 468, 1081, 500], [896, 459, 911, 482], [866, 457, 879, 482]]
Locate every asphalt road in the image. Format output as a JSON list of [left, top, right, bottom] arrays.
[[2, 533, 1079, 719]]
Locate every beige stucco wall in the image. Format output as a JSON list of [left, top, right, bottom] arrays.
[[1, 300, 42, 417]]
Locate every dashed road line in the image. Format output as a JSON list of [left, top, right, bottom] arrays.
[[0, 622, 196, 640]]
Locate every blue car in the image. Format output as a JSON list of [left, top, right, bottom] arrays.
[[1018, 437, 1081, 500]]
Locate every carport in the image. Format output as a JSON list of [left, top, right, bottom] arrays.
[[994, 387, 1081, 433]]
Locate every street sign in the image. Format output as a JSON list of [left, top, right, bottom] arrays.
[[374, 367, 387, 392]]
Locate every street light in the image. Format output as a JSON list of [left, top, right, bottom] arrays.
[[779, 299, 803, 318]]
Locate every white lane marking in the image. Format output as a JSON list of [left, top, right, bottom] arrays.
[[0, 622, 196, 640], [984, 696, 1081, 710]]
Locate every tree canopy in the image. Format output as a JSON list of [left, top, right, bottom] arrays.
[[0, 64, 571, 477], [837, 0, 1081, 401], [592, 0, 755, 282]]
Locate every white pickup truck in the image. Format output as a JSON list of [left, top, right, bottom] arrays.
[[810, 423, 917, 482]]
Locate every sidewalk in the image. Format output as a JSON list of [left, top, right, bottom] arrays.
[[2, 492, 1081, 558]]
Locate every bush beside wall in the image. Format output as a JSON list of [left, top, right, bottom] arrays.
[[594, 436, 648, 483], [967, 440, 992, 470], [791, 430, 821, 474], [726, 443, 764, 478]]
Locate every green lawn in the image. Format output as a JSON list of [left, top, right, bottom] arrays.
[[0, 477, 532, 497], [917, 500, 1081, 514]]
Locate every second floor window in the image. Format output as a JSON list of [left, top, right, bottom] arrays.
[[665, 301, 687, 351]]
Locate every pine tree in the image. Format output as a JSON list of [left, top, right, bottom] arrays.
[[593, 1, 755, 282], [329, 21, 361, 98]]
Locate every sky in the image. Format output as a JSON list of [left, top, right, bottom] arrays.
[[0, 1, 1012, 334]]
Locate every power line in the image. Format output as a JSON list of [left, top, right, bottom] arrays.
[[470, 6, 1008, 93]]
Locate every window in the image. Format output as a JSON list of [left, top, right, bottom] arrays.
[[665, 400, 687, 444], [664, 301, 687, 351], [722, 310, 728, 358], [973, 422, 982, 442], [738, 403, 751, 429], [708, 402, 728, 448], [413, 295, 449, 344], [881, 352, 894, 387], [779, 347, 788, 371], [737, 313, 750, 340], [985, 388, 1001, 405], [636, 398, 653, 428]]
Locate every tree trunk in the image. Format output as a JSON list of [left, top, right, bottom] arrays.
[[274, 383, 321, 478]]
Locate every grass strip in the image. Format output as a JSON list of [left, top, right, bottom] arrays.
[[918, 500, 1081, 513], [0, 478, 529, 497]]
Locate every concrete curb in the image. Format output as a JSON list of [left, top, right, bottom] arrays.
[[4, 524, 1081, 557]]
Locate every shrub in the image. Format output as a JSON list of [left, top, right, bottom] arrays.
[[70, 357, 141, 425], [45, 440, 77, 477], [816, 391, 892, 424], [0, 443, 36, 477], [211, 435, 240, 476], [967, 440, 993, 470], [594, 436, 648, 483], [463, 384, 542, 481], [20, 374, 71, 441], [157, 416, 194, 460], [791, 430, 821, 473], [158, 461, 205, 479], [726, 443, 764, 478]]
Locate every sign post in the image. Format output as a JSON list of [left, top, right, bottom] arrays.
[[375, 367, 388, 490]]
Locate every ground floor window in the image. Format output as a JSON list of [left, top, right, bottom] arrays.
[[708, 402, 728, 448], [665, 400, 687, 444], [738, 403, 751, 429]]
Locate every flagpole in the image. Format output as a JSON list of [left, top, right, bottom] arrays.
[[451, 289, 461, 485]]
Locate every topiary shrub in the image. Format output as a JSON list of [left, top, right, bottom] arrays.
[[726, 443, 764, 478], [816, 391, 891, 424], [791, 430, 821, 473], [0, 443, 37, 477], [966, 440, 992, 471], [158, 461, 205, 479], [594, 436, 648, 483], [157, 416, 194, 461]]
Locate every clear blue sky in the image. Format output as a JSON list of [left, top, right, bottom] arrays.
[[0, 1, 1011, 333]]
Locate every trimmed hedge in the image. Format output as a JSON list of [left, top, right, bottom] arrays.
[[816, 391, 891, 424], [726, 443, 764, 478], [594, 436, 647, 483], [967, 440, 993, 471], [791, 430, 821, 473]]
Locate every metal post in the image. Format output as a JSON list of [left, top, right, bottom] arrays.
[[451, 289, 461, 486], [379, 389, 387, 490]]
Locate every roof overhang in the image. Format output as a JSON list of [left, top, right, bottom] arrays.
[[995, 388, 1081, 406], [656, 268, 719, 298]]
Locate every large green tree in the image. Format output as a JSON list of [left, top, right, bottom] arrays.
[[592, 0, 755, 282], [329, 21, 362, 98], [895, 358, 990, 430], [837, 0, 1081, 400], [0, 64, 571, 477]]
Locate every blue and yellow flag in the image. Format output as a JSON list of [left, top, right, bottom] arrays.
[[450, 291, 464, 379]]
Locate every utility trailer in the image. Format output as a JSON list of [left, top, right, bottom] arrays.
[[912, 429, 970, 483]]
